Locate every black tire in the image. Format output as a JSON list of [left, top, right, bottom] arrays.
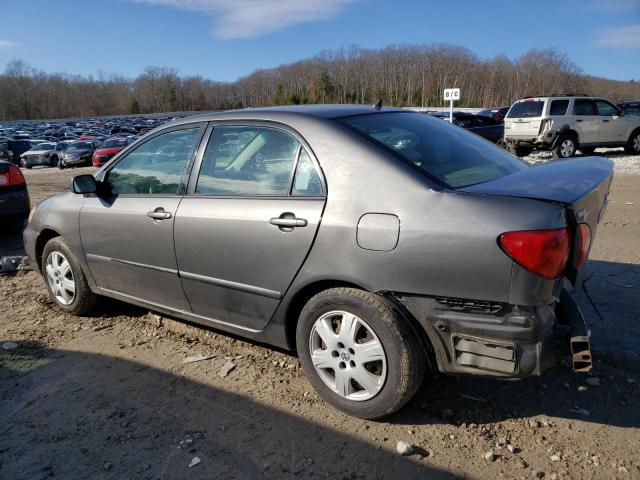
[[49, 155, 58, 167], [508, 144, 533, 157], [58, 161, 65, 169], [553, 134, 577, 159], [580, 147, 596, 155], [625, 129, 640, 155], [496, 137, 507, 149], [41, 237, 97, 315], [296, 287, 425, 419]]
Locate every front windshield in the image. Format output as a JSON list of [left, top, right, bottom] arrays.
[[69, 142, 94, 150], [337, 112, 527, 188]]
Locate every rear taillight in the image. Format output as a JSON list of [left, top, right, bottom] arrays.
[[499, 228, 571, 280], [576, 224, 591, 269], [0, 164, 26, 187]]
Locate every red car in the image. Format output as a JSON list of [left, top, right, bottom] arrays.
[[92, 137, 133, 166]]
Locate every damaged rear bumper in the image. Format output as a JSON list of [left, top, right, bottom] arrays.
[[394, 288, 590, 379]]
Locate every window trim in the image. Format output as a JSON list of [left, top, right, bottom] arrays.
[[185, 120, 326, 199], [95, 122, 207, 197]]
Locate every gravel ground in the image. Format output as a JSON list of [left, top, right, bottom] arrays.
[[1, 153, 639, 480]]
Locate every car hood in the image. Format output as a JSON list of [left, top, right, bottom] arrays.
[[95, 146, 123, 156], [22, 149, 52, 156]]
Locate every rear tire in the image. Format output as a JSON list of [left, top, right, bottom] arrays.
[[42, 237, 97, 315], [553, 134, 577, 159], [625, 129, 640, 155], [296, 287, 425, 419]]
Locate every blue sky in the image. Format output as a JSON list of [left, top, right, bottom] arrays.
[[0, 0, 638, 82]]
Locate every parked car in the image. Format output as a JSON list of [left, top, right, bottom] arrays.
[[477, 106, 510, 123], [504, 95, 640, 158], [59, 141, 96, 168], [0, 139, 33, 165], [24, 105, 612, 418], [429, 112, 505, 144], [20, 142, 70, 168], [0, 159, 30, 230], [92, 137, 134, 166]]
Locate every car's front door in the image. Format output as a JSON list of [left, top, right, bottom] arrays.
[[572, 99, 600, 144], [174, 124, 326, 331], [595, 100, 626, 144], [80, 124, 205, 311]]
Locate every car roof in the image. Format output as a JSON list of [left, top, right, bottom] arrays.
[[170, 104, 406, 125]]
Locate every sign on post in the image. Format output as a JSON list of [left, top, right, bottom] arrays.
[[444, 88, 461, 123]]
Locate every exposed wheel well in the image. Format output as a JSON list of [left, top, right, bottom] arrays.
[[559, 129, 579, 144], [35, 229, 61, 272]]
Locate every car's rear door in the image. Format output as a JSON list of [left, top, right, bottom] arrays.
[[80, 123, 206, 311], [174, 123, 326, 331], [595, 99, 626, 144], [572, 99, 600, 144]]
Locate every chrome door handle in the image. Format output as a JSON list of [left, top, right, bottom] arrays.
[[575, 119, 583, 122], [147, 208, 172, 220], [602, 119, 610, 122], [270, 217, 307, 227]]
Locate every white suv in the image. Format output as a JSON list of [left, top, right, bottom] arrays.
[[504, 95, 640, 158]]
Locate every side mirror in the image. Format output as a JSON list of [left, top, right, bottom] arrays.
[[72, 174, 97, 194]]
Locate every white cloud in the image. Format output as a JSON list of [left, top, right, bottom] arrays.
[[132, 0, 358, 39], [0, 40, 19, 50], [593, 25, 640, 47]]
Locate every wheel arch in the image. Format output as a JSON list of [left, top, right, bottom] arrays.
[[35, 228, 62, 272]]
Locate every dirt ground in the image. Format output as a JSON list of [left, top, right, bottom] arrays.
[[1, 154, 639, 479]]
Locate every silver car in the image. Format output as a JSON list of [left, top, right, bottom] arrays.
[[24, 105, 613, 418]]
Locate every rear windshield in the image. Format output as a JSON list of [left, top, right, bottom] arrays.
[[506, 101, 544, 118], [336, 112, 527, 189]]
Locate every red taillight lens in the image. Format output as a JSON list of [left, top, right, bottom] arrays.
[[576, 224, 591, 269], [0, 165, 25, 187], [499, 228, 571, 280]]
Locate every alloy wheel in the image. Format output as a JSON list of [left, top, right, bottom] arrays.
[[45, 251, 76, 305], [560, 139, 575, 157], [309, 310, 387, 401]]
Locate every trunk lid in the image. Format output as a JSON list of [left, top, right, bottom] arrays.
[[460, 156, 614, 283]]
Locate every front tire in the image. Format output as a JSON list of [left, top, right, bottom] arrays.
[[625, 129, 640, 155], [296, 288, 425, 419], [553, 134, 577, 159], [42, 237, 97, 315]]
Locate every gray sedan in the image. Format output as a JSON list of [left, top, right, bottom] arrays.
[[24, 105, 613, 418]]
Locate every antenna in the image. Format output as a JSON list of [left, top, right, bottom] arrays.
[[373, 99, 382, 111]]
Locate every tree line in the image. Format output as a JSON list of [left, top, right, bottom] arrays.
[[1, 44, 638, 121]]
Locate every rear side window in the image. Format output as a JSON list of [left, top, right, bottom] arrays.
[[337, 112, 527, 189], [506, 101, 544, 118], [196, 126, 299, 196], [549, 100, 569, 116], [107, 127, 200, 195], [292, 149, 323, 196], [573, 100, 596, 116]]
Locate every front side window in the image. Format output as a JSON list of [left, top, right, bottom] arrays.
[[573, 99, 596, 116], [196, 126, 299, 196], [549, 100, 569, 116], [595, 100, 618, 116], [107, 127, 200, 195], [337, 112, 527, 189]]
